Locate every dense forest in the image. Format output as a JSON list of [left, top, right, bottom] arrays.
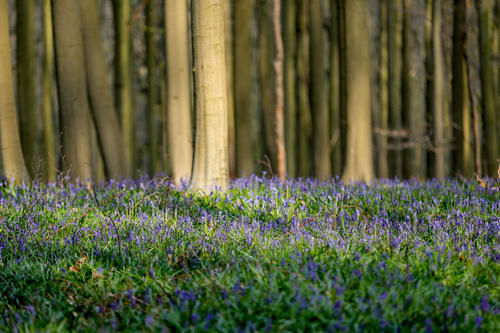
[[0, 0, 499, 189]]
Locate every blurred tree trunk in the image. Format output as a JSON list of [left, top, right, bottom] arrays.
[[165, 0, 192, 183], [52, 0, 92, 181], [330, 0, 342, 176], [273, 0, 286, 180], [79, 0, 130, 180], [223, 0, 236, 178], [342, 0, 374, 183], [451, 0, 473, 177], [297, 0, 312, 177], [16, 0, 38, 177], [258, 0, 277, 173], [387, 0, 403, 179], [477, 0, 499, 177], [191, 0, 229, 190], [113, 0, 134, 176], [310, 0, 330, 178], [42, 0, 56, 181], [402, 0, 426, 179], [0, 0, 30, 182], [284, 0, 297, 178], [432, 0, 445, 178], [234, 0, 256, 176], [146, 0, 161, 175]]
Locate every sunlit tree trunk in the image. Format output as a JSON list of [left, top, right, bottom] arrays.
[[234, 0, 256, 176], [402, 0, 426, 179], [16, 0, 38, 177], [42, 0, 56, 181], [52, 0, 92, 181], [284, 0, 297, 178], [113, 0, 134, 176], [0, 0, 30, 182], [79, 0, 130, 180], [341, 0, 374, 183], [477, 0, 499, 177], [387, 0, 403, 179], [310, 0, 330, 178], [432, 0, 445, 178], [165, 0, 192, 183], [191, 0, 229, 190]]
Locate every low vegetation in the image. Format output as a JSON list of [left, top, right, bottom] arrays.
[[0, 176, 498, 331]]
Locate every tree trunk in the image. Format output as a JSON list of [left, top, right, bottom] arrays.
[[191, 0, 229, 191], [165, 0, 193, 183], [0, 0, 30, 182], [477, 0, 499, 177], [52, 0, 92, 181], [297, 0, 312, 177], [402, 0, 426, 179], [341, 0, 374, 183], [79, 0, 130, 180], [273, 0, 286, 180], [16, 0, 38, 177], [42, 0, 56, 181], [330, 0, 342, 176], [310, 0, 330, 178], [432, 0, 445, 178], [284, 0, 297, 178], [234, 0, 256, 176], [113, 0, 134, 176], [387, 0, 403, 179], [451, 0, 473, 177]]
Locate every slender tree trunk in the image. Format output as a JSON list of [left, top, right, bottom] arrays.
[[191, 0, 229, 191], [273, 0, 286, 180], [234, 0, 256, 176], [165, 0, 193, 183], [342, 0, 374, 183], [451, 0, 473, 177], [16, 0, 38, 177], [297, 0, 312, 177], [432, 0, 445, 178], [223, 0, 236, 178], [0, 0, 30, 182], [146, 0, 161, 175], [284, 0, 297, 178], [79, 0, 130, 180], [52, 0, 92, 181], [310, 0, 330, 178], [379, 0, 389, 179], [477, 0, 499, 176], [387, 0, 403, 179], [402, 0, 426, 179], [42, 0, 56, 181], [113, 0, 134, 176], [330, 0, 342, 176]]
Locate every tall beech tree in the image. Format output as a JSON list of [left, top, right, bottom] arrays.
[[191, 0, 229, 190], [79, 0, 130, 179], [52, 0, 92, 180], [16, 0, 37, 176], [165, 0, 193, 183], [342, 0, 374, 183], [0, 0, 30, 182], [330, 0, 342, 176]]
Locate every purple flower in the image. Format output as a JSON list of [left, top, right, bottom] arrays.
[[480, 295, 490, 313], [145, 315, 154, 326], [475, 316, 482, 329]]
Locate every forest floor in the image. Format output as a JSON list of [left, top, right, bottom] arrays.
[[0, 176, 498, 331]]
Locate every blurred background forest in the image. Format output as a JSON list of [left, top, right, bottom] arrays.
[[0, 0, 499, 185]]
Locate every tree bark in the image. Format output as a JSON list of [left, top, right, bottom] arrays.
[[113, 0, 134, 176], [0, 0, 30, 182], [191, 0, 229, 191], [330, 0, 343, 176], [310, 0, 330, 178], [79, 0, 130, 180], [341, 0, 375, 183], [52, 0, 92, 181], [16, 0, 38, 177], [165, 0, 193, 183], [42, 0, 56, 181]]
